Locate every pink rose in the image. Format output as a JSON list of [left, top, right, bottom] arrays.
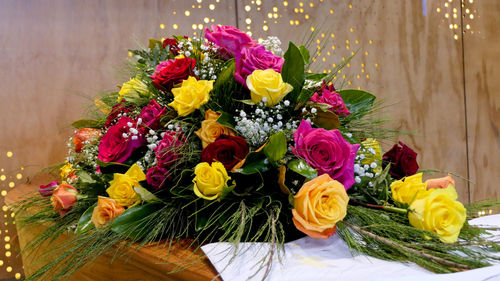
[[154, 131, 184, 167], [98, 117, 145, 163], [292, 120, 360, 189], [204, 25, 257, 59], [310, 84, 350, 117], [51, 184, 78, 216], [138, 99, 167, 131], [146, 165, 171, 189], [234, 45, 284, 85], [39, 181, 59, 197]]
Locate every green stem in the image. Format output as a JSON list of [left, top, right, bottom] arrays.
[[350, 199, 408, 215]]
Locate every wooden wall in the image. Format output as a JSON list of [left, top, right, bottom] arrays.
[[0, 0, 498, 279]]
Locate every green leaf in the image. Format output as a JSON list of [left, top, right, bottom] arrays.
[[134, 186, 161, 203], [263, 131, 287, 163], [213, 59, 235, 90], [234, 99, 257, 105], [75, 170, 96, 184], [148, 39, 163, 50], [304, 73, 329, 81], [235, 151, 269, 175], [310, 104, 341, 130], [288, 159, 317, 179], [298, 45, 310, 65], [216, 111, 236, 129], [110, 203, 163, 239], [338, 89, 376, 119], [95, 159, 130, 174], [282, 42, 305, 102], [75, 204, 96, 234], [71, 119, 104, 129], [195, 213, 208, 231]]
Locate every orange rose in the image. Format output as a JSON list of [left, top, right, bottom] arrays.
[[91, 196, 125, 228], [50, 184, 78, 216], [73, 128, 101, 153], [292, 174, 349, 239], [195, 110, 235, 148], [425, 174, 455, 190]]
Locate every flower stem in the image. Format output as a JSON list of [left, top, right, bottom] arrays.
[[349, 199, 408, 215]]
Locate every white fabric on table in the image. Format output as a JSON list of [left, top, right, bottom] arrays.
[[202, 214, 500, 281]]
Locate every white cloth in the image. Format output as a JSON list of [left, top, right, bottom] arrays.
[[202, 214, 500, 281]]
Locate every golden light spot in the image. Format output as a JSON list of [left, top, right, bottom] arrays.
[[204, 17, 210, 23], [454, 34, 459, 40], [0, 175, 5, 181], [470, 14, 474, 19], [173, 24, 178, 30], [283, 1, 288, 7], [356, 74, 360, 79], [244, 5, 251, 11], [453, 13, 457, 19], [330, 9, 334, 14], [449, 24, 453, 29], [256, 0, 262, 5], [273, 6, 278, 12], [245, 18, 252, 24], [342, 74, 346, 79], [185, 10, 191, 16], [10, 213, 14, 218], [4, 252, 10, 257], [445, 2, 449, 7], [209, 4, 215, 10], [172, 10, 176, 15], [2, 206, 7, 212], [268, 12, 273, 18], [192, 24, 197, 30], [453, 24, 458, 29], [346, 45, 350, 50], [445, 13, 449, 18], [246, 31, 253, 36], [263, 25, 269, 31], [466, 24, 471, 29], [349, 3, 353, 8], [305, 14, 310, 19], [436, 7, 441, 12], [453, 8, 457, 13], [160, 23, 165, 29], [465, 8, 470, 13], [3, 237, 8, 243], [6, 152, 12, 158], [348, 80, 352, 85], [366, 74, 370, 79], [365, 51, 369, 56], [289, 20, 294, 25], [1, 191, 6, 197], [6, 266, 12, 272], [362, 69, 365, 73], [347, 63, 351, 67], [350, 27, 354, 32], [355, 40, 359, 44], [198, 24, 203, 30], [375, 62, 379, 67], [0, 260, 3, 266], [299, 1, 304, 7], [15, 273, 21, 279], [295, 20, 300, 25], [310, 27, 315, 32], [369, 39, 373, 44]]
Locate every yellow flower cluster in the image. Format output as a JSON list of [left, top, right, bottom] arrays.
[[391, 173, 466, 243], [169, 76, 213, 116], [106, 164, 145, 207], [247, 69, 293, 106], [192, 162, 231, 200], [118, 77, 150, 102]]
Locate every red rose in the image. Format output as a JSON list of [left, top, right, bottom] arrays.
[[138, 99, 167, 131], [146, 165, 171, 189], [201, 135, 249, 170], [73, 128, 101, 153], [162, 38, 180, 56], [382, 141, 419, 180], [151, 58, 196, 91], [98, 117, 144, 163], [105, 101, 135, 128]]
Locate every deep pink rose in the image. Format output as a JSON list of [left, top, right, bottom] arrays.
[[146, 165, 171, 189], [138, 99, 167, 130], [98, 117, 145, 163], [234, 45, 284, 85], [154, 131, 184, 167], [204, 25, 257, 59], [382, 142, 419, 180], [292, 120, 360, 189], [310, 84, 350, 117], [39, 181, 59, 197]]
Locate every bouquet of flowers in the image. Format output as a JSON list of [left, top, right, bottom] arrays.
[[18, 25, 500, 280]]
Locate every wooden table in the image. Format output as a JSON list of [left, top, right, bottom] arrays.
[[5, 184, 221, 281]]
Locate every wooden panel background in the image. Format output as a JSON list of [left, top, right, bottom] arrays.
[[0, 0, 498, 279]]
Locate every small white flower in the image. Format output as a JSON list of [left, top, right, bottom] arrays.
[[355, 176, 361, 183], [262, 97, 268, 102], [122, 133, 128, 138], [149, 129, 155, 135], [137, 118, 142, 125], [131, 136, 138, 140], [311, 108, 317, 114], [283, 100, 290, 106], [370, 162, 378, 169], [127, 122, 133, 127], [346, 133, 353, 138], [359, 154, 365, 160], [368, 182, 374, 187], [167, 124, 174, 130], [185, 51, 191, 57], [364, 164, 370, 170]]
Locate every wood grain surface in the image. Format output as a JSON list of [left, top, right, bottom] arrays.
[[0, 0, 499, 279]]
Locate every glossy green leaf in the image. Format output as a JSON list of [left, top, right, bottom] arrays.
[[299, 45, 310, 65], [76, 170, 96, 184], [287, 159, 317, 179], [235, 151, 269, 175], [148, 39, 163, 50], [134, 186, 161, 203], [216, 111, 236, 129], [338, 89, 376, 119], [75, 204, 96, 234], [110, 203, 163, 238], [310, 104, 340, 130], [282, 42, 305, 102], [263, 131, 287, 163], [71, 119, 104, 129]]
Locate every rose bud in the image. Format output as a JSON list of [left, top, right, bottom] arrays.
[[50, 184, 78, 216], [39, 181, 59, 197]]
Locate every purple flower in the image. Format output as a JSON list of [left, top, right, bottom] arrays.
[[310, 84, 350, 117], [146, 166, 171, 189], [138, 99, 167, 130], [292, 120, 360, 189], [204, 25, 257, 59], [39, 181, 59, 197], [234, 45, 284, 85]]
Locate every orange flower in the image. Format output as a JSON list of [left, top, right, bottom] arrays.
[[73, 128, 101, 153], [292, 174, 349, 239], [50, 184, 78, 216], [195, 110, 235, 148], [91, 196, 125, 228], [425, 174, 455, 190]]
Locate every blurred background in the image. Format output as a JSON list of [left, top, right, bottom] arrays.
[[0, 0, 498, 279]]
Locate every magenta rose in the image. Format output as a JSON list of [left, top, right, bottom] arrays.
[[98, 117, 144, 163], [146, 165, 171, 189], [39, 181, 59, 197], [234, 45, 284, 85], [150, 58, 196, 91], [292, 120, 360, 189], [382, 141, 419, 180], [201, 135, 249, 170], [154, 131, 184, 167], [310, 84, 350, 117], [204, 25, 257, 59], [138, 99, 167, 130]]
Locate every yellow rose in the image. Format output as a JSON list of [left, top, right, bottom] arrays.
[[106, 164, 146, 207], [169, 76, 213, 116], [408, 185, 466, 243], [361, 138, 382, 173], [292, 174, 349, 239], [195, 110, 236, 148], [247, 69, 293, 106], [60, 162, 74, 179], [390, 173, 429, 205], [193, 162, 230, 200], [118, 77, 150, 102], [91, 196, 125, 228]]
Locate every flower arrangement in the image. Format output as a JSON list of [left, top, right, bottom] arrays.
[[17, 25, 499, 281]]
